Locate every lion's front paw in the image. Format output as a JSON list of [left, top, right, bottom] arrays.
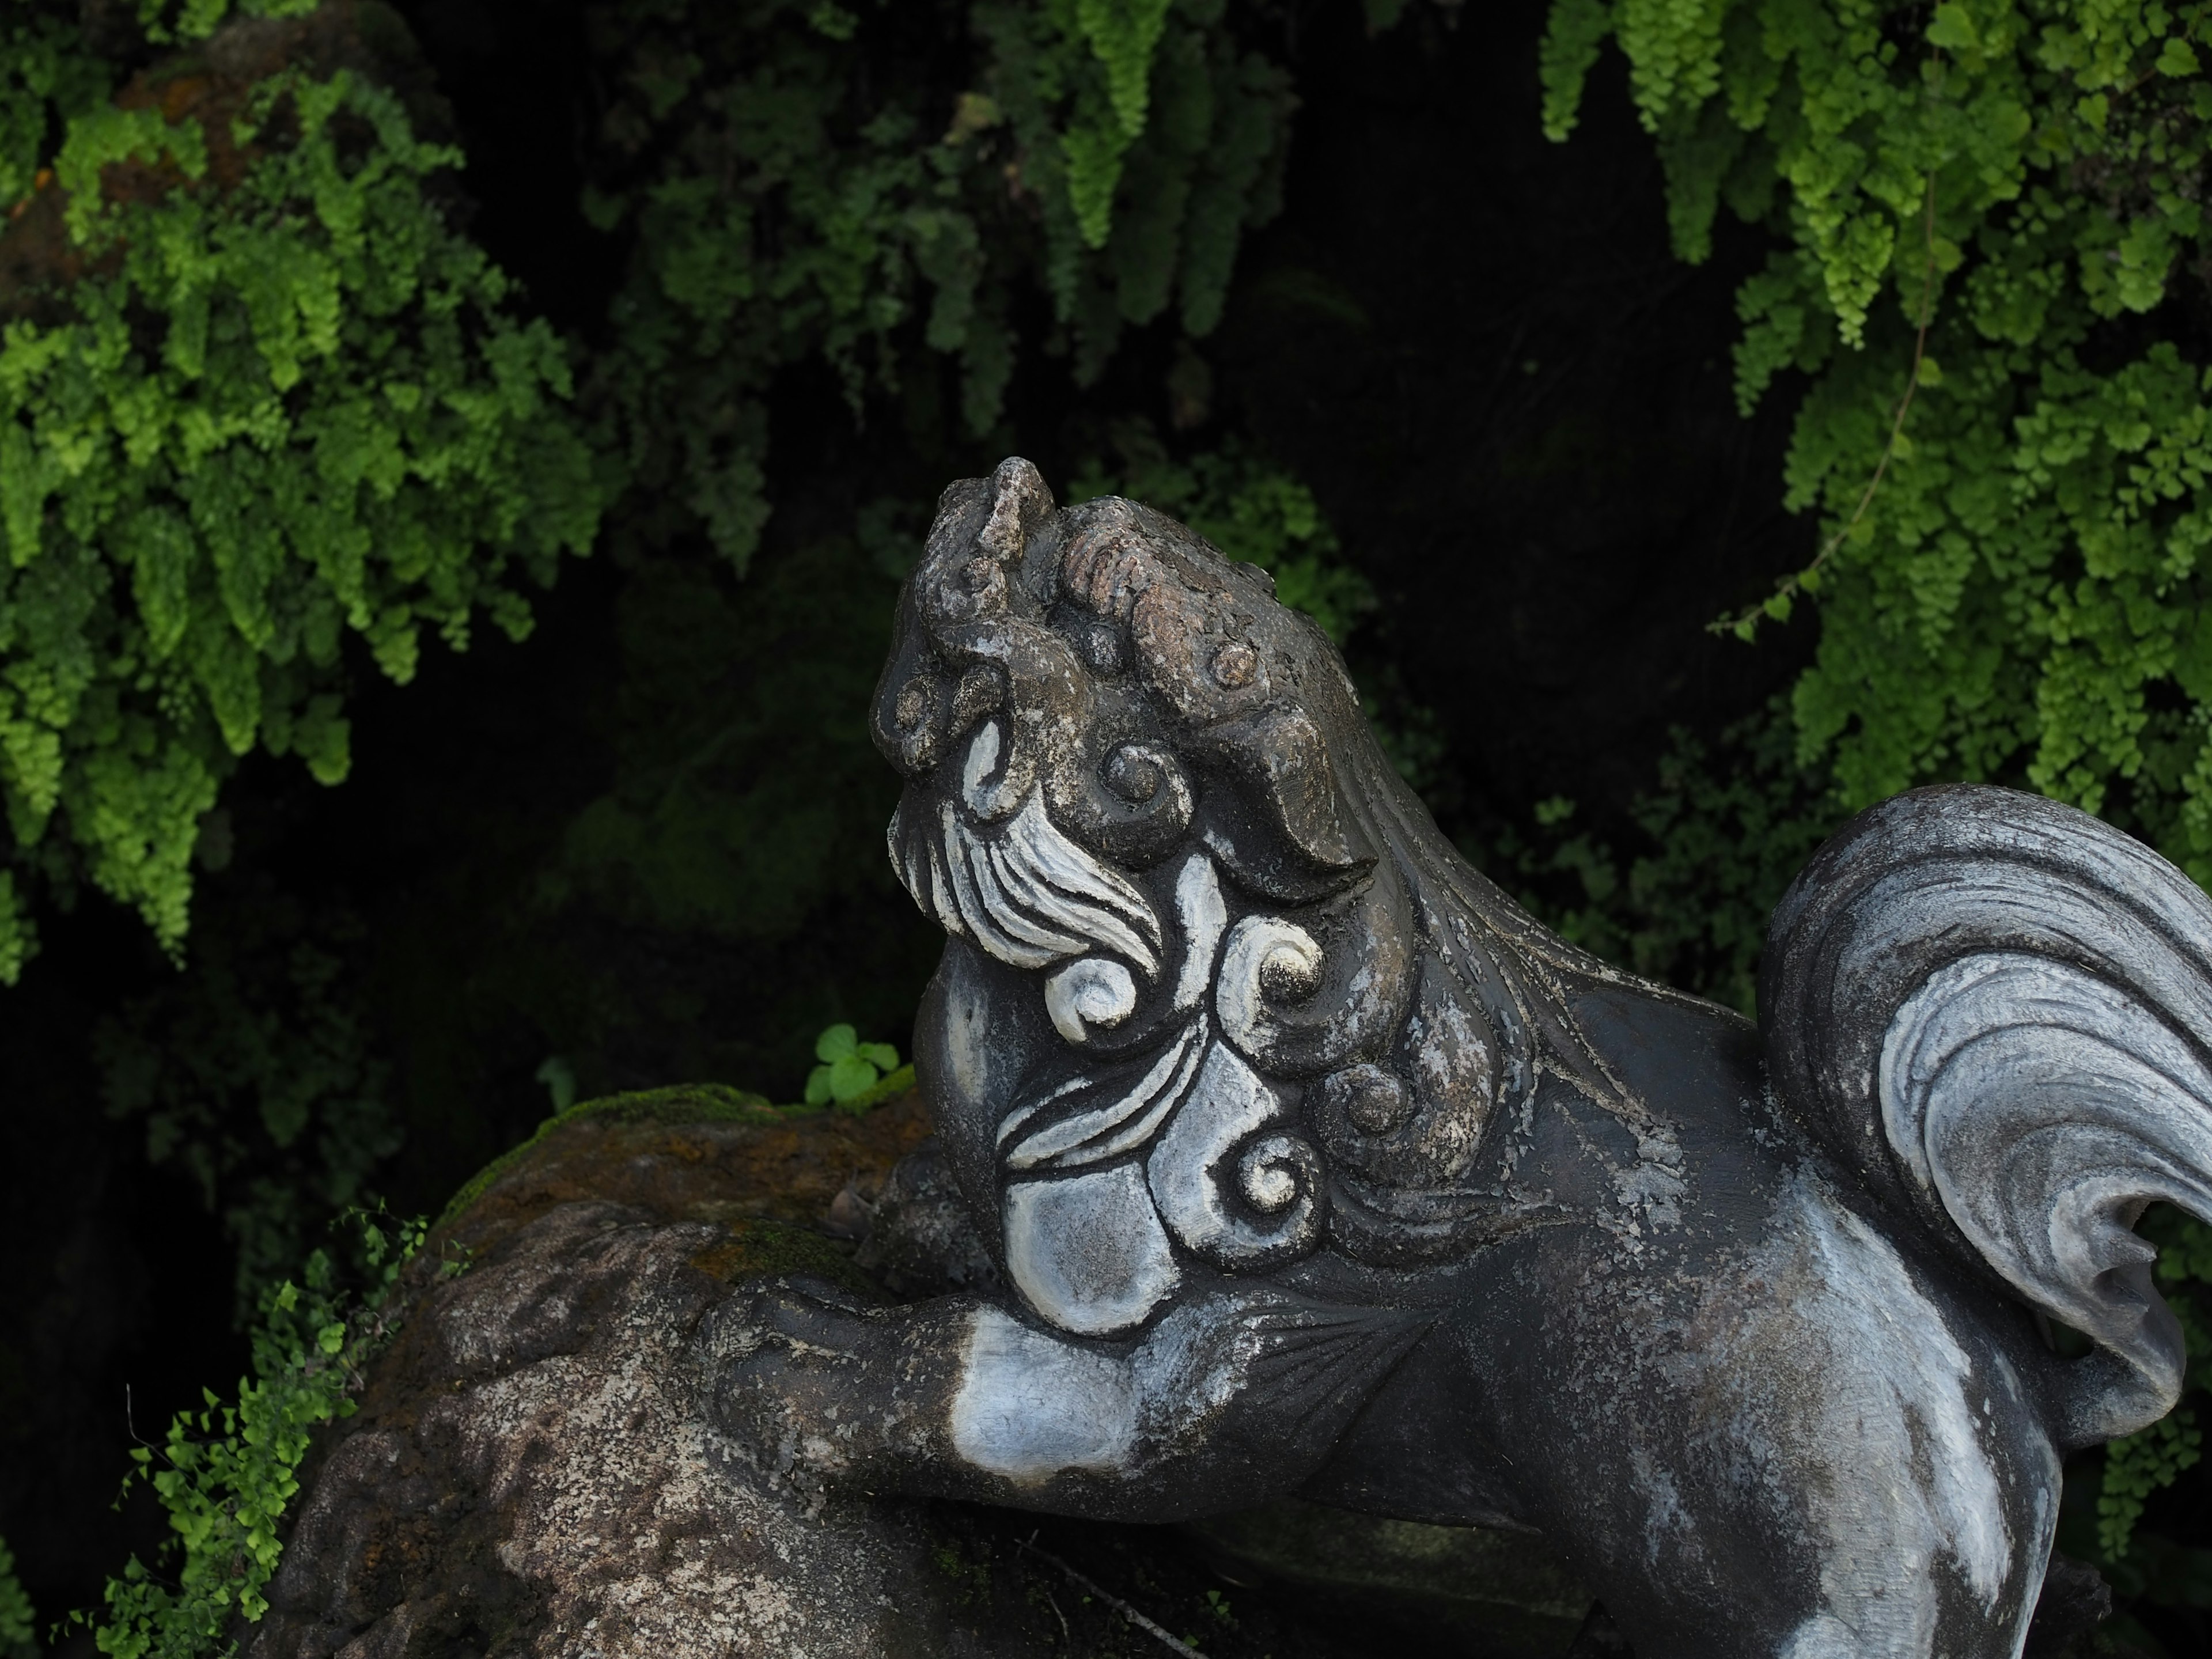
[[694, 1277, 920, 1482]]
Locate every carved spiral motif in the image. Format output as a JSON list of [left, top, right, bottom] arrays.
[[1148, 1036, 1327, 1271], [1236, 1131, 1320, 1217], [1200, 1126, 1325, 1268], [1216, 917, 1325, 1055], [1049, 739, 1195, 866], [1209, 867, 1417, 1078], [1044, 957, 1138, 1044]]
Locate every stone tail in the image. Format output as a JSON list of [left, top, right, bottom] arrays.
[[1761, 783, 2212, 1446]]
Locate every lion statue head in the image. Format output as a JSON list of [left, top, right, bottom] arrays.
[[872, 458, 1652, 1338]]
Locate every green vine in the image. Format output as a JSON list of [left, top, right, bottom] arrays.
[[0, 2, 605, 975]]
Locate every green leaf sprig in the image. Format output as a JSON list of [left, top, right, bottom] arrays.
[[805, 1021, 900, 1106]]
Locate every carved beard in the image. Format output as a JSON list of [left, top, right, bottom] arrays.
[[889, 717, 1328, 1336], [890, 719, 1162, 979]]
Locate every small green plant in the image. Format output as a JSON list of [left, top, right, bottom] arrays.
[[0, 1535, 36, 1659], [82, 1207, 431, 1659], [533, 1056, 579, 1114], [805, 1022, 899, 1105]]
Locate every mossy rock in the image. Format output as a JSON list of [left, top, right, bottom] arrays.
[[433, 1072, 933, 1263], [437, 1083, 779, 1229], [685, 1217, 884, 1304]]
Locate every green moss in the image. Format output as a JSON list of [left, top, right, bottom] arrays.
[[536, 1081, 782, 1131], [687, 1218, 881, 1301], [927, 1533, 997, 1606], [433, 1066, 917, 1230], [434, 1082, 768, 1227]]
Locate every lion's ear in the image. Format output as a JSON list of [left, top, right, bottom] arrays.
[[978, 456, 1055, 562], [1198, 704, 1363, 873]]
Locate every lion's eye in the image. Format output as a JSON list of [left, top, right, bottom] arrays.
[[1104, 745, 1163, 804], [1211, 641, 1257, 689], [895, 678, 934, 731]]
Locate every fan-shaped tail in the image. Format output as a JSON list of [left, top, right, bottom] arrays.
[[1762, 785, 2212, 1445]]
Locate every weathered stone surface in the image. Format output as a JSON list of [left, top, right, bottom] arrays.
[[246, 1086, 1014, 1657], [429, 1080, 934, 1249], [255, 1200, 1007, 1657], [247, 1086, 1609, 1658]]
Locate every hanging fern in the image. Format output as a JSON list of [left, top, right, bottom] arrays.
[[0, 2, 606, 976], [579, 0, 1296, 570], [1542, 0, 2212, 873]]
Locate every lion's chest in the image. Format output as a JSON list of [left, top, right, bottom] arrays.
[[918, 934, 1320, 1336]]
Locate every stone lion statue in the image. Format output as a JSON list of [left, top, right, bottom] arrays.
[[708, 457, 2212, 1658]]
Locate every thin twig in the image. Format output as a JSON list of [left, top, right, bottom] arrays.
[[1714, 104, 1946, 637], [1044, 1587, 1071, 1646], [1017, 1532, 1203, 1658]]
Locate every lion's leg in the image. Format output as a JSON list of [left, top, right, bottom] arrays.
[[699, 1279, 1429, 1521]]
